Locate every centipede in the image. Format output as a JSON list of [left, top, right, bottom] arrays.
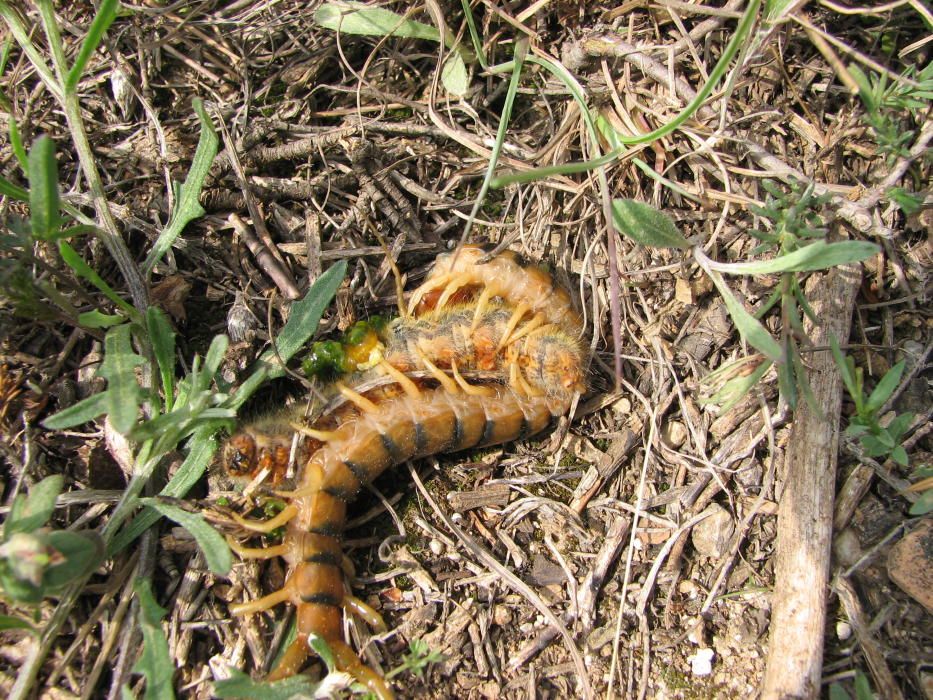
[[221, 247, 587, 698]]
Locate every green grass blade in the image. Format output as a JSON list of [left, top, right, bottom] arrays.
[[58, 240, 137, 316], [865, 360, 904, 414], [143, 99, 218, 275], [701, 240, 879, 275], [146, 307, 177, 412], [98, 324, 146, 434], [9, 117, 27, 173], [232, 260, 347, 408], [139, 499, 231, 575], [0, 175, 29, 201], [65, 0, 119, 93], [213, 668, 320, 699], [27, 135, 62, 240], [132, 578, 175, 700]]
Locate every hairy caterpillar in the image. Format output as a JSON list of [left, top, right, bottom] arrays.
[[222, 248, 586, 697]]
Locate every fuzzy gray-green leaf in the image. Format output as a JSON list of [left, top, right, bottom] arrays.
[[5, 475, 63, 537], [98, 324, 146, 434], [132, 578, 175, 700], [612, 199, 691, 249], [315, 2, 440, 41], [139, 499, 231, 575], [27, 135, 62, 240]]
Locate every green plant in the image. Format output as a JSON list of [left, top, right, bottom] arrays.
[[829, 670, 876, 700], [611, 183, 879, 412], [0, 476, 103, 608], [906, 466, 933, 516], [385, 638, 445, 680], [850, 62, 933, 165], [831, 337, 913, 467]]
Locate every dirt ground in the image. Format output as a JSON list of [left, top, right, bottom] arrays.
[[0, 1, 930, 699]]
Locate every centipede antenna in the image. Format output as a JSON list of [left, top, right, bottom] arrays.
[[229, 584, 293, 615], [408, 272, 451, 314], [232, 503, 299, 533], [451, 359, 495, 396], [470, 286, 494, 331], [378, 359, 422, 399], [415, 347, 459, 394], [496, 301, 531, 350], [436, 271, 474, 308], [227, 537, 289, 560], [336, 382, 380, 414], [344, 595, 388, 632], [289, 421, 337, 443]]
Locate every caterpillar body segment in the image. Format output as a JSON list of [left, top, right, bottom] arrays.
[[229, 382, 564, 696], [409, 245, 584, 338]]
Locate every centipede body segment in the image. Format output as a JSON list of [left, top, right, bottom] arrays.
[[221, 247, 587, 697]]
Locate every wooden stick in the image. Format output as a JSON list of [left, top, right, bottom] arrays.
[[760, 263, 861, 699]]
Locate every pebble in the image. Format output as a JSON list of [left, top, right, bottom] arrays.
[[887, 519, 933, 614], [661, 420, 688, 449], [688, 647, 715, 676], [691, 504, 735, 558]]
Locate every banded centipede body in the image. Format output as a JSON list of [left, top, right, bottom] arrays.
[[222, 246, 586, 697]]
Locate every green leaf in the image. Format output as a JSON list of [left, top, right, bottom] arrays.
[[143, 99, 218, 275], [887, 187, 922, 216], [43, 530, 104, 590], [57, 240, 136, 315], [704, 240, 879, 276], [42, 391, 109, 430], [890, 445, 909, 467], [146, 307, 177, 412], [109, 432, 218, 556], [764, 0, 799, 23], [885, 412, 914, 442], [314, 1, 440, 41], [27, 135, 62, 240], [98, 324, 146, 434], [9, 117, 27, 173], [213, 667, 320, 700], [0, 175, 29, 201], [853, 671, 874, 700], [233, 260, 347, 408], [830, 337, 861, 407], [203, 334, 229, 386], [701, 359, 772, 413], [138, 499, 231, 575], [865, 360, 904, 414], [612, 199, 691, 249], [701, 266, 783, 363], [441, 49, 469, 97], [828, 683, 852, 700], [308, 633, 337, 672], [65, 0, 120, 92], [909, 487, 933, 516], [79, 309, 127, 328], [132, 578, 175, 700], [5, 475, 63, 537], [0, 614, 37, 634]]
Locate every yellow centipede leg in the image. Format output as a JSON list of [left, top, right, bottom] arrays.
[[232, 503, 299, 533], [345, 595, 388, 632], [331, 640, 395, 700], [436, 271, 475, 308], [289, 421, 338, 442], [273, 460, 324, 499], [496, 301, 531, 350], [451, 360, 495, 396], [407, 272, 451, 315], [415, 347, 460, 394], [505, 313, 548, 345], [266, 638, 310, 682], [378, 359, 422, 399], [336, 382, 380, 414], [229, 584, 293, 616], [470, 286, 494, 331], [509, 361, 544, 397], [226, 537, 290, 560]]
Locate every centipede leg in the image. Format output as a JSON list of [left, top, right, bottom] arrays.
[[496, 301, 531, 350], [226, 537, 289, 560], [266, 638, 310, 682], [451, 360, 495, 396], [345, 595, 388, 632], [336, 382, 380, 414], [232, 504, 299, 533], [415, 347, 459, 394], [504, 313, 548, 345], [509, 361, 544, 397], [470, 286, 494, 331], [407, 272, 451, 314], [436, 271, 474, 308], [289, 422, 338, 442], [378, 360, 422, 399], [331, 640, 394, 700], [229, 585, 292, 616]]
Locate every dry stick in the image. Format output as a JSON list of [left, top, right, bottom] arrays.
[[406, 464, 594, 700], [760, 262, 861, 700], [228, 214, 300, 301], [833, 575, 905, 700]]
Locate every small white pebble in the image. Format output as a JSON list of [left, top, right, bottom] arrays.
[[429, 539, 444, 556], [688, 648, 715, 676], [836, 621, 852, 641]]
